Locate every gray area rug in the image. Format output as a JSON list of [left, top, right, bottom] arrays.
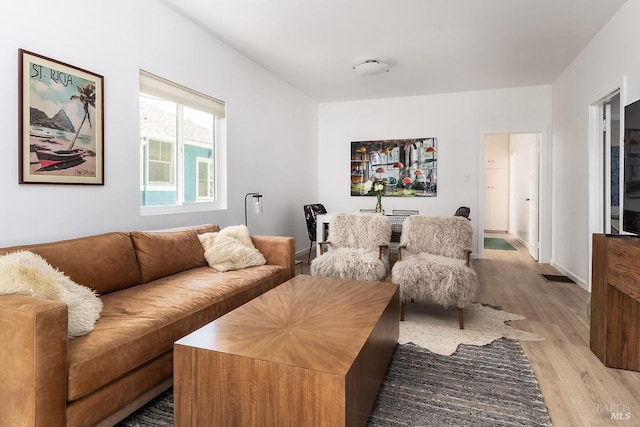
[[117, 339, 551, 427], [368, 340, 551, 426]]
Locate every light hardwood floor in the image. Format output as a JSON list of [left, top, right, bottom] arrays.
[[299, 235, 640, 426]]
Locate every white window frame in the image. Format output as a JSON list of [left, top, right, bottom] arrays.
[[139, 70, 227, 215], [195, 156, 214, 201], [145, 136, 176, 188]]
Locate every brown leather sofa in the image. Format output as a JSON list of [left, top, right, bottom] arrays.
[[0, 224, 295, 426]]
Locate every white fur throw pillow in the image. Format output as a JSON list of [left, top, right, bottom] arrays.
[[198, 225, 266, 272], [0, 251, 103, 338]]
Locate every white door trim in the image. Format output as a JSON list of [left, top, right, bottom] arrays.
[[588, 80, 625, 292], [478, 127, 551, 263]]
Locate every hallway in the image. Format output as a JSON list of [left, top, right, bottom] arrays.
[[475, 234, 639, 426]]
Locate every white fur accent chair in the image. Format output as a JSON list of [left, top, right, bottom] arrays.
[[310, 213, 391, 281], [391, 215, 478, 329]]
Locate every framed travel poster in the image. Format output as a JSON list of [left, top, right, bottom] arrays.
[[19, 49, 104, 184]]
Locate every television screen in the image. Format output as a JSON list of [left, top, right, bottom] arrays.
[[623, 98, 640, 235]]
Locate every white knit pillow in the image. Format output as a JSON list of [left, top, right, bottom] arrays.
[[198, 225, 266, 272], [0, 251, 103, 338]]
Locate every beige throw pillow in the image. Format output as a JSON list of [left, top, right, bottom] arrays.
[[198, 225, 266, 272], [0, 251, 103, 338]]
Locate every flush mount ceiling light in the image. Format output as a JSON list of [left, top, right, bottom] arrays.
[[353, 60, 390, 76]]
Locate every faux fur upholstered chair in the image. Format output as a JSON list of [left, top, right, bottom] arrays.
[[391, 215, 478, 329], [310, 213, 391, 281]]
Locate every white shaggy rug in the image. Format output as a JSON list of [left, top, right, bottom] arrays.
[[399, 302, 544, 356]]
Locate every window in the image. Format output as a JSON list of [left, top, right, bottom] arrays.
[[196, 156, 214, 200], [148, 138, 174, 185], [139, 70, 226, 213]]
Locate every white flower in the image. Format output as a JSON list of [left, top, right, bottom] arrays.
[[374, 184, 384, 192], [364, 180, 373, 192]]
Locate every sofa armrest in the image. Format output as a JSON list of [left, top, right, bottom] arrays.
[[251, 236, 295, 278], [0, 294, 68, 427]]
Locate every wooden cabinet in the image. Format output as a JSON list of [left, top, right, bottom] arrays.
[[484, 167, 509, 232], [484, 134, 509, 169], [590, 234, 640, 371], [484, 135, 509, 232]]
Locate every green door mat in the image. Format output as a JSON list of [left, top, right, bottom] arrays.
[[484, 237, 517, 250]]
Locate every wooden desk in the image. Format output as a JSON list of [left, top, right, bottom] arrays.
[[174, 275, 399, 426], [316, 212, 408, 244]]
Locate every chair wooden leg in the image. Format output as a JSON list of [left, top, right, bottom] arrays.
[[307, 241, 313, 264], [400, 300, 406, 321], [457, 307, 464, 329]]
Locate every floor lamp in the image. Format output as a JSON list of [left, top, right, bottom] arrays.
[[244, 192, 263, 227]]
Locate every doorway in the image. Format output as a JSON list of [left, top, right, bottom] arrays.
[[483, 133, 541, 261], [588, 88, 622, 291], [603, 92, 621, 234]]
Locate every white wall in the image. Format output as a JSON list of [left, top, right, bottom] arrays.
[[318, 86, 551, 254], [0, 0, 318, 251], [552, 0, 640, 288]]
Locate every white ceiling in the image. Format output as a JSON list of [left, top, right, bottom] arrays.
[[161, 0, 627, 102]]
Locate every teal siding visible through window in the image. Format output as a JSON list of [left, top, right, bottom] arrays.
[[184, 145, 213, 202], [139, 70, 224, 212]]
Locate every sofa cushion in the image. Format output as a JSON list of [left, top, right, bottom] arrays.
[[66, 264, 289, 401], [0, 251, 103, 337], [199, 225, 266, 272], [202, 235, 267, 271], [131, 225, 219, 283], [0, 232, 142, 295]]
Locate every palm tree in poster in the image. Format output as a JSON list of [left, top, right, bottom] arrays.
[[68, 82, 95, 150]]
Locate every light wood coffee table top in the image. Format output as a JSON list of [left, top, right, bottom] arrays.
[[175, 274, 399, 426]]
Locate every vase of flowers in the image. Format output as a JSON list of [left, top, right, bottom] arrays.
[[364, 177, 387, 213], [375, 193, 383, 213]]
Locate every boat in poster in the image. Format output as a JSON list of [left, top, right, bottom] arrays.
[[35, 148, 85, 169]]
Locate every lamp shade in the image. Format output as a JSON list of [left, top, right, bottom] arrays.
[[253, 196, 263, 214], [244, 192, 263, 227], [353, 60, 390, 76]]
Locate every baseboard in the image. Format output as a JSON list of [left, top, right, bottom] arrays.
[[513, 235, 531, 251], [549, 260, 589, 292], [295, 244, 314, 259]]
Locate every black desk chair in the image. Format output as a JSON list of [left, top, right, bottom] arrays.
[[454, 206, 471, 220], [303, 204, 327, 264]]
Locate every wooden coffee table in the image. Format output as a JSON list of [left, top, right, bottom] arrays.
[[174, 274, 399, 426]]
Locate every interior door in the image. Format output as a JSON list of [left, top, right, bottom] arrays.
[[528, 137, 540, 260], [604, 102, 612, 233]]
